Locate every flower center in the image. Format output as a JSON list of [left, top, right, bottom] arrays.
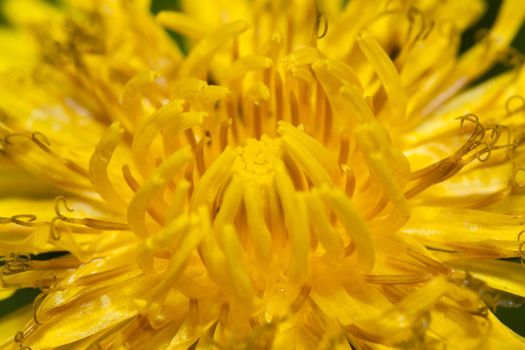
[[232, 135, 281, 182]]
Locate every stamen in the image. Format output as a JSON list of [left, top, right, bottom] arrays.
[[248, 317, 258, 329], [253, 104, 263, 139], [184, 161, 195, 197], [4, 132, 89, 178], [323, 97, 333, 144], [31, 132, 51, 149], [475, 141, 492, 162], [189, 298, 199, 327], [69, 218, 129, 231], [289, 285, 312, 313], [362, 195, 389, 220], [122, 164, 140, 192], [274, 73, 285, 121], [33, 292, 46, 325], [315, 3, 328, 39], [510, 168, 525, 192], [454, 273, 525, 312], [184, 128, 198, 150], [505, 95, 525, 116], [54, 195, 73, 217], [14, 331, 24, 343], [419, 20, 435, 41], [518, 230, 525, 266], [194, 136, 211, 177], [497, 47, 525, 68], [282, 152, 307, 191], [0, 269, 57, 289], [406, 7, 424, 45], [364, 274, 431, 284], [341, 165, 356, 197], [2, 252, 31, 274], [219, 302, 230, 326], [510, 132, 525, 157], [219, 119, 232, 151], [406, 115, 502, 197], [406, 249, 451, 275], [10, 214, 38, 227], [51, 196, 129, 232], [338, 132, 350, 165], [474, 28, 490, 46], [49, 217, 62, 240], [285, 92, 300, 126]]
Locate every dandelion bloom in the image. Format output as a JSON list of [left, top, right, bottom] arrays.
[[1, 0, 525, 348]]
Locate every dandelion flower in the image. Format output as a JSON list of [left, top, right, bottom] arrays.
[[1, 0, 525, 348]]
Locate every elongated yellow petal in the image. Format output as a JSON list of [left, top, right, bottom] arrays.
[[26, 278, 150, 348], [448, 259, 525, 298], [213, 177, 243, 232], [190, 147, 236, 210], [156, 11, 207, 39], [357, 31, 407, 122], [0, 306, 32, 346], [274, 161, 310, 285], [322, 188, 375, 272], [132, 100, 205, 176], [178, 21, 249, 78], [89, 122, 126, 209], [221, 224, 254, 308], [127, 147, 192, 239], [277, 121, 339, 177], [347, 277, 449, 346], [242, 179, 273, 262], [401, 207, 522, 255], [304, 192, 344, 260]]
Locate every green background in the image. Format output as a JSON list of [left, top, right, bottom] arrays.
[[0, 0, 524, 340]]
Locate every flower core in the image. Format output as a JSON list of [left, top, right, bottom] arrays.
[[233, 136, 280, 181]]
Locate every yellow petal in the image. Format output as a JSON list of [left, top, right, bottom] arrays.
[[0, 306, 32, 346], [448, 259, 525, 298], [401, 207, 521, 255]]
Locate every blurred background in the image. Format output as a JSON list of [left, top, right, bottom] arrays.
[[0, 0, 524, 339]]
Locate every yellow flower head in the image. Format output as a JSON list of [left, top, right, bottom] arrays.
[[1, 0, 525, 349]]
